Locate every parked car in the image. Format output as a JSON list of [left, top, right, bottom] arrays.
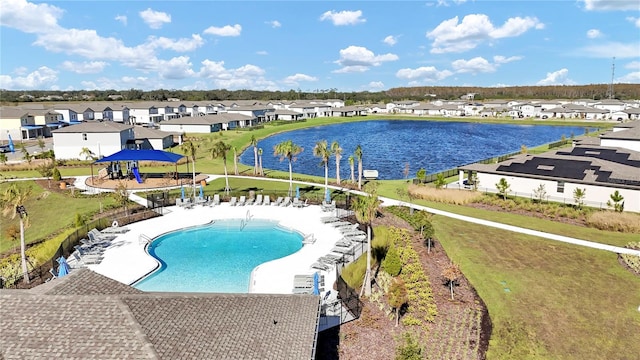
[[0, 145, 11, 153]]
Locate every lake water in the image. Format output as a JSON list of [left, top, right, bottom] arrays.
[[239, 120, 590, 180]]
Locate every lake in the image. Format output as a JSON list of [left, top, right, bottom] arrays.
[[239, 120, 591, 180]]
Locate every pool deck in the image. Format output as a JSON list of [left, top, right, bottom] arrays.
[[86, 202, 349, 295]]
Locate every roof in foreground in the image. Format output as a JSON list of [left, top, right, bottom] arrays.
[[0, 269, 320, 360]]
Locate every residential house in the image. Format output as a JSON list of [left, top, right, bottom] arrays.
[[158, 113, 254, 133], [130, 126, 177, 150], [0, 107, 43, 141], [599, 121, 640, 152], [411, 103, 441, 116], [265, 109, 304, 121], [52, 121, 134, 160], [126, 102, 164, 125]]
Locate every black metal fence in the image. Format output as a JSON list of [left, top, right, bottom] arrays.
[[0, 208, 161, 289]]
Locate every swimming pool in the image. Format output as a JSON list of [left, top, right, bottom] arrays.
[[133, 219, 303, 293]]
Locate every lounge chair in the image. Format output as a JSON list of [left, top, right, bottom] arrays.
[[335, 239, 352, 248], [212, 194, 221, 206], [311, 262, 330, 271], [238, 195, 247, 206], [302, 234, 316, 245], [89, 229, 116, 241], [321, 200, 336, 212], [280, 196, 291, 207], [254, 194, 263, 206], [263, 195, 271, 206], [229, 196, 237, 206], [321, 216, 339, 223], [72, 251, 103, 266], [245, 196, 255, 206], [272, 196, 283, 206], [332, 245, 355, 256]]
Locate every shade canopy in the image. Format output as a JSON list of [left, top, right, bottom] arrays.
[[94, 149, 184, 164]]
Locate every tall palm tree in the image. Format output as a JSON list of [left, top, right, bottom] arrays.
[[251, 135, 259, 175], [352, 182, 380, 297], [331, 141, 342, 185], [273, 140, 303, 197], [355, 145, 363, 190], [258, 148, 264, 176], [232, 146, 239, 175], [348, 155, 355, 184], [1, 183, 33, 284], [181, 141, 198, 199], [211, 140, 232, 193], [313, 140, 331, 192]]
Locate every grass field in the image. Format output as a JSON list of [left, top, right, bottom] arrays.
[[432, 215, 640, 359]]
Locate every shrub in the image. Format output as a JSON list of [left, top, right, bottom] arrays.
[[620, 242, 640, 274], [395, 332, 423, 360], [52, 167, 61, 181], [383, 244, 402, 276], [586, 211, 640, 233]]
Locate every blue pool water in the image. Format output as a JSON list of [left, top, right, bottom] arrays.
[[134, 219, 303, 293], [240, 120, 593, 180]]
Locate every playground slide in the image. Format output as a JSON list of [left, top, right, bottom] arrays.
[[132, 167, 143, 183]]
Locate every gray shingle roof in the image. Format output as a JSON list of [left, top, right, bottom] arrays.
[[0, 270, 320, 359], [52, 121, 133, 133]]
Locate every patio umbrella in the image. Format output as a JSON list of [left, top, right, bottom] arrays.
[[325, 189, 331, 203], [312, 272, 320, 295], [180, 185, 185, 200], [295, 186, 300, 200], [57, 256, 70, 278], [199, 184, 204, 199]]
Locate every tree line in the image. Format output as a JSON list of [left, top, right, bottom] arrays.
[[2, 83, 638, 105]]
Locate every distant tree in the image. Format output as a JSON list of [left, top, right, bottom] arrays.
[[180, 141, 198, 199], [442, 262, 463, 300], [382, 244, 402, 276], [37, 137, 45, 154], [210, 141, 232, 193], [52, 167, 62, 182], [348, 155, 355, 183], [573, 188, 586, 209], [113, 181, 130, 216], [533, 184, 547, 203], [416, 168, 426, 183], [607, 190, 624, 212], [496, 178, 511, 200], [387, 278, 408, 327]]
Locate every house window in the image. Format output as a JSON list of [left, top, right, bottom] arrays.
[[557, 181, 565, 193], [82, 133, 87, 141]]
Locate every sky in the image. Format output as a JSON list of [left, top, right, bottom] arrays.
[[0, 0, 639, 92]]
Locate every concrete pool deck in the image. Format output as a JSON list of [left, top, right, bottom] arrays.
[[86, 202, 349, 295]]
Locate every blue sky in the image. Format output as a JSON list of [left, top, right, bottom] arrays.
[[1, 0, 639, 92]]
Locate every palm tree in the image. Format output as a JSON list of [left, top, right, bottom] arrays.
[[1, 183, 33, 284], [355, 145, 363, 190], [273, 140, 303, 197], [331, 141, 343, 185], [251, 135, 259, 175], [181, 141, 198, 199], [352, 182, 380, 297], [258, 148, 264, 176], [348, 155, 355, 184], [211, 140, 232, 193], [79, 147, 94, 161], [313, 140, 331, 192], [232, 146, 239, 175]]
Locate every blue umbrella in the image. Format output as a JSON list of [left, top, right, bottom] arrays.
[[57, 256, 70, 278], [312, 272, 320, 295], [295, 186, 300, 200], [180, 185, 185, 200], [199, 184, 204, 199], [325, 189, 331, 203]]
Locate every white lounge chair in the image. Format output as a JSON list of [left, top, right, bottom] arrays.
[[280, 196, 291, 207], [210, 194, 221, 206], [263, 195, 271, 206], [273, 197, 283, 206], [229, 196, 237, 206], [238, 195, 247, 206], [254, 194, 263, 206]]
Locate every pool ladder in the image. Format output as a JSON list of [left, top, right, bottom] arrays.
[[239, 210, 252, 231], [139, 233, 152, 246]]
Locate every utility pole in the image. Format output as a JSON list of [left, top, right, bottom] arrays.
[[608, 57, 615, 100]]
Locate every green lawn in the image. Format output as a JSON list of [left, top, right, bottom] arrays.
[[432, 215, 640, 360]]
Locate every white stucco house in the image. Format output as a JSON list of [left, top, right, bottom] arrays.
[[158, 113, 255, 133], [599, 121, 640, 152], [52, 121, 134, 160], [131, 127, 177, 150]]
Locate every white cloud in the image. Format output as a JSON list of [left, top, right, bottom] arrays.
[[146, 34, 204, 52], [60, 61, 108, 74], [204, 24, 242, 37], [616, 72, 640, 83], [627, 16, 640, 27], [366, 81, 385, 90], [197, 60, 277, 90], [451, 57, 496, 73], [426, 14, 544, 53], [383, 35, 397, 46], [586, 29, 602, 38], [536, 68, 575, 85], [396, 66, 453, 82], [256, 50, 268, 56], [625, 61, 640, 70], [319, 10, 366, 26], [334, 46, 398, 73], [283, 73, 318, 86], [581, 42, 640, 58], [115, 14, 127, 25], [0, 0, 63, 33], [139, 8, 171, 29], [583, 0, 639, 11], [493, 55, 522, 64], [14, 66, 28, 76], [157, 56, 195, 80], [266, 20, 281, 28], [0, 66, 58, 89]]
